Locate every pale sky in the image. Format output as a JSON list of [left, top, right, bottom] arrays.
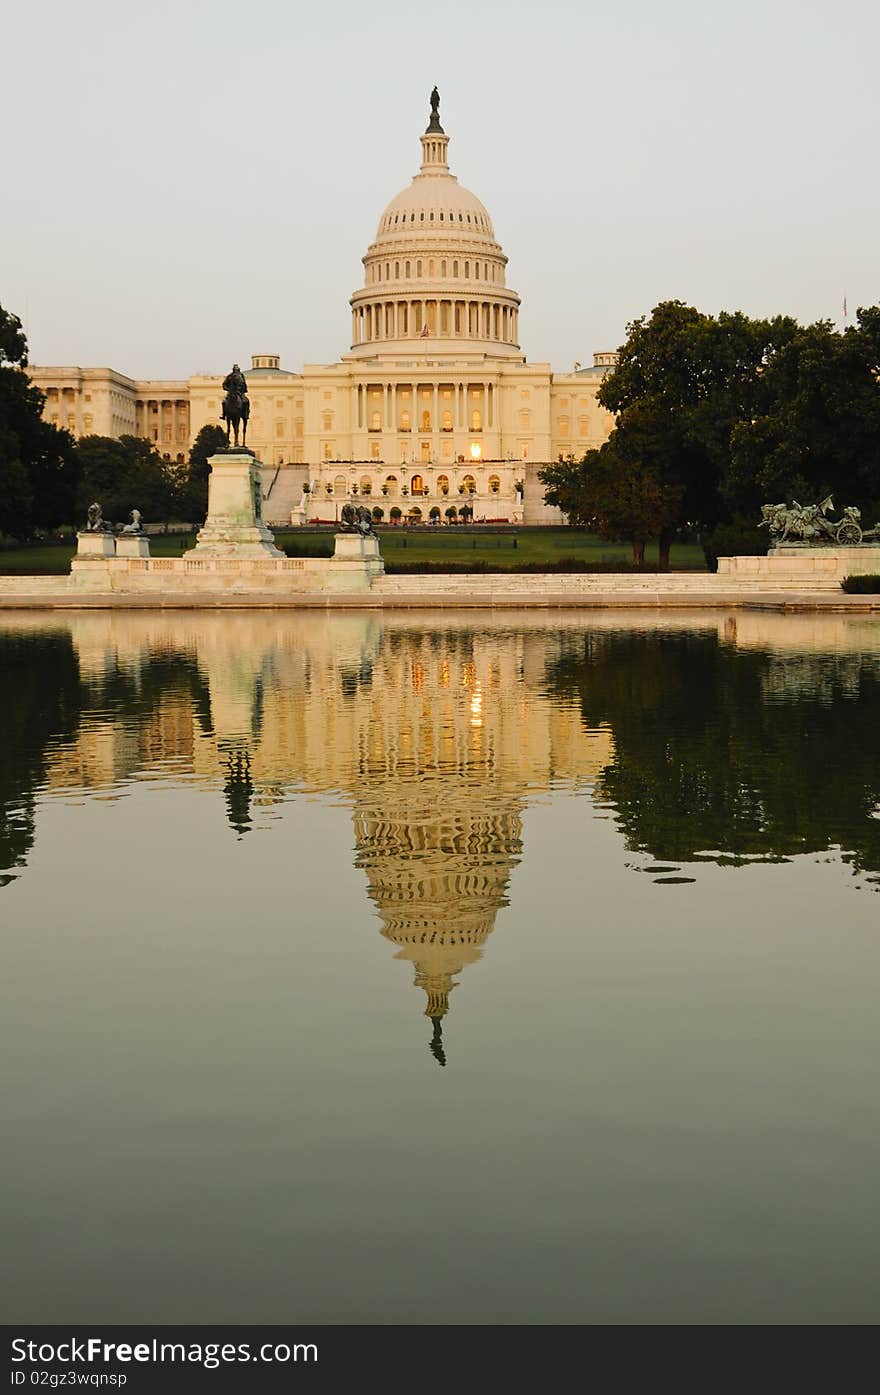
[[2, 0, 877, 379]]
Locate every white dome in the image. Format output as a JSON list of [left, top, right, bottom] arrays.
[[348, 96, 522, 360], [375, 176, 496, 244]]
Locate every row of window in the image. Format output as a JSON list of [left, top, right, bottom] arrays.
[[321, 473, 501, 495], [366, 409, 484, 432], [381, 208, 490, 231], [371, 258, 498, 283]]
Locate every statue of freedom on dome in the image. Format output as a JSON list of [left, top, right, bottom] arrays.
[[427, 85, 443, 133]]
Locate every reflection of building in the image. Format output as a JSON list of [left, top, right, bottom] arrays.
[[26, 95, 616, 525], [30, 613, 613, 1061]]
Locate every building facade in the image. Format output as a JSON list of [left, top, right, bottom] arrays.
[[28, 97, 617, 526]]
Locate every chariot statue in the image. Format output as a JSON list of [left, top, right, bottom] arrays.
[[759, 497, 878, 546], [221, 362, 250, 449]]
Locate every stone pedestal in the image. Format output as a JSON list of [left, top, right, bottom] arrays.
[[290, 505, 308, 528], [76, 531, 115, 558], [185, 450, 283, 558], [325, 533, 385, 591], [115, 534, 151, 558], [719, 545, 880, 586]]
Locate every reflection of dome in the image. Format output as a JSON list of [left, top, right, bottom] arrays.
[[354, 797, 523, 1059], [349, 92, 522, 359]]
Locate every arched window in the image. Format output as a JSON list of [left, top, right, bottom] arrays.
[[428, 259, 435, 276], [408, 505, 423, 521], [334, 474, 346, 495], [385, 474, 398, 492], [453, 260, 459, 277], [421, 410, 431, 431], [441, 260, 447, 277], [416, 260, 422, 277], [461, 474, 476, 494], [411, 473, 424, 495], [559, 417, 570, 438], [360, 476, 372, 495], [405, 261, 411, 278], [488, 474, 501, 493], [464, 261, 470, 278], [399, 410, 410, 431], [441, 409, 453, 431], [437, 474, 450, 495], [470, 410, 482, 431], [395, 262, 400, 278]]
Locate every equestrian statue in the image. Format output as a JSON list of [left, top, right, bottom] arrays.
[[221, 362, 250, 449]]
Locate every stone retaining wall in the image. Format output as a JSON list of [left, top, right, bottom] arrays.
[[68, 555, 331, 593]]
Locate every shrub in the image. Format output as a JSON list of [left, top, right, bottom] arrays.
[[703, 516, 768, 572], [841, 574, 880, 593]]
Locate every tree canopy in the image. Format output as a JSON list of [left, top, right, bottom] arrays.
[[0, 303, 79, 539], [76, 434, 179, 526], [542, 299, 880, 562]]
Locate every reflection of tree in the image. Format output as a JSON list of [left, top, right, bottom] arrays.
[[546, 632, 880, 872], [0, 632, 81, 882], [0, 639, 211, 885]]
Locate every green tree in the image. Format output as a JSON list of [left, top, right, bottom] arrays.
[[539, 455, 593, 526], [182, 424, 227, 525], [0, 303, 79, 538], [76, 434, 177, 526], [728, 308, 880, 514], [541, 447, 681, 564], [597, 300, 799, 564]]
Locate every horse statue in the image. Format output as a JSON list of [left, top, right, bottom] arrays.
[[221, 362, 250, 449]]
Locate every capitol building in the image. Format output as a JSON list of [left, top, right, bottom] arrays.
[[28, 95, 616, 526]]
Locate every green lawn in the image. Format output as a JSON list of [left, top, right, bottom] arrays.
[[0, 534, 196, 574], [278, 528, 707, 570], [0, 529, 707, 574]]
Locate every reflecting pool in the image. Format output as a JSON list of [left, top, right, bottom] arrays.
[[2, 610, 880, 1323]]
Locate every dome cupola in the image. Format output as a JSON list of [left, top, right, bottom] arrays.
[[349, 92, 522, 360]]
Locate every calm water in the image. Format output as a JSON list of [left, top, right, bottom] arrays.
[[2, 609, 880, 1325]]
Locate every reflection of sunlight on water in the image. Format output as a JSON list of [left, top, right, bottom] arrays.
[[470, 681, 483, 728]]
